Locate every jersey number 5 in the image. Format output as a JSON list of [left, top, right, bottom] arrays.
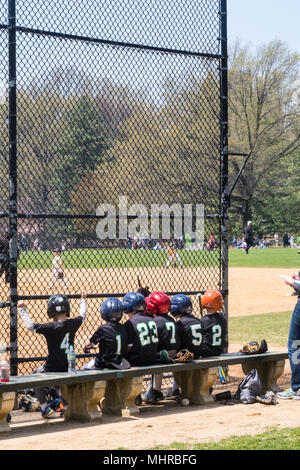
[[190, 324, 202, 346]]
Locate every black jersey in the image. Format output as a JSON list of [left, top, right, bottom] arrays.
[[199, 313, 227, 357], [34, 317, 83, 372], [124, 313, 159, 366], [90, 322, 128, 368], [153, 314, 180, 352], [177, 314, 203, 359]]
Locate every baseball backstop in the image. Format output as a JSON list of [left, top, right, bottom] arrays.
[[0, 0, 228, 374]]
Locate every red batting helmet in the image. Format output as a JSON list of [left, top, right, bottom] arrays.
[[145, 291, 171, 315]]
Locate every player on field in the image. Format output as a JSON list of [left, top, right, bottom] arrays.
[[18, 291, 87, 418], [83, 297, 129, 370], [50, 248, 67, 289], [165, 242, 183, 268]]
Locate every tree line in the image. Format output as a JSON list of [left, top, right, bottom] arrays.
[[0, 39, 299, 242]]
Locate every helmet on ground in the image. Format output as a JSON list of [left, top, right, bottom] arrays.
[[100, 297, 123, 322], [145, 291, 171, 315], [122, 291, 146, 314], [170, 294, 192, 316], [47, 294, 70, 318], [201, 290, 224, 312]]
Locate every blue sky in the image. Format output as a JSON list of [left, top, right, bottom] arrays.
[[227, 0, 300, 54]]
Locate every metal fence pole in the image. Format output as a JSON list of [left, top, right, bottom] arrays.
[[8, 0, 18, 376], [220, 0, 229, 351]]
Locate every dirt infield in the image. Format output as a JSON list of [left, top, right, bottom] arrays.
[[1, 266, 299, 449], [2, 265, 298, 316]]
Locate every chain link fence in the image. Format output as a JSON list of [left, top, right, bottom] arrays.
[[0, 0, 228, 378]]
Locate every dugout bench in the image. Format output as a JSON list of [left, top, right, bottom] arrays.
[[0, 350, 288, 432]]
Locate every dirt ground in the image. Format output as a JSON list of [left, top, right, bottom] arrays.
[[2, 363, 299, 451], [1, 266, 299, 450]]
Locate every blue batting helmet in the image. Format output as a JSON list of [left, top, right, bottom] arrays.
[[100, 298, 123, 322], [122, 292, 146, 314], [170, 294, 192, 316]]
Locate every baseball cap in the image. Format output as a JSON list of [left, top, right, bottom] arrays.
[[100, 354, 130, 370], [109, 356, 130, 370]]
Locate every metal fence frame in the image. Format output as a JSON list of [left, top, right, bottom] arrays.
[[1, 0, 228, 375]]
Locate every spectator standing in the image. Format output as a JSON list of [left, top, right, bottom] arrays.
[[243, 221, 254, 254], [283, 233, 289, 248]]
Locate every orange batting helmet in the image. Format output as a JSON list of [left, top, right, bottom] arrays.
[[201, 290, 224, 312]]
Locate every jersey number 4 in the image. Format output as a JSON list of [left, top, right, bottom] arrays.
[[60, 332, 70, 353]]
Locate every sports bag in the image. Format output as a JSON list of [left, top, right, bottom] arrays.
[[233, 369, 262, 404]]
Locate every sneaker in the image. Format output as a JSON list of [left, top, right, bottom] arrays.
[[293, 389, 300, 400], [135, 394, 143, 406], [41, 405, 54, 419], [48, 398, 63, 413], [164, 388, 180, 400], [144, 388, 164, 404], [276, 388, 296, 399]]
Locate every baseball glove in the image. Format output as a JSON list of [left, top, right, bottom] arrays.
[[256, 391, 278, 405], [170, 349, 194, 363], [240, 339, 268, 355], [58, 270, 64, 279]]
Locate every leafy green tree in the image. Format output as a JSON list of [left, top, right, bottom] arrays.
[[228, 40, 300, 230], [54, 94, 109, 211]]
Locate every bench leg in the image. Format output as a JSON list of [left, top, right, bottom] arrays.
[[60, 381, 106, 422], [102, 377, 144, 417], [242, 360, 285, 394], [174, 367, 218, 405], [0, 392, 15, 433], [122, 376, 144, 417]]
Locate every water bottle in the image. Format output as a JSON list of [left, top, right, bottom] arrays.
[[67, 345, 76, 374], [1, 356, 10, 382]]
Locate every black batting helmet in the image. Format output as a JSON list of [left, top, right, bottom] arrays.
[[47, 294, 70, 319]]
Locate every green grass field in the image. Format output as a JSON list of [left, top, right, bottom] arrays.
[[18, 247, 220, 269], [228, 246, 300, 268], [149, 427, 300, 450], [17, 247, 300, 269], [228, 311, 292, 348]]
